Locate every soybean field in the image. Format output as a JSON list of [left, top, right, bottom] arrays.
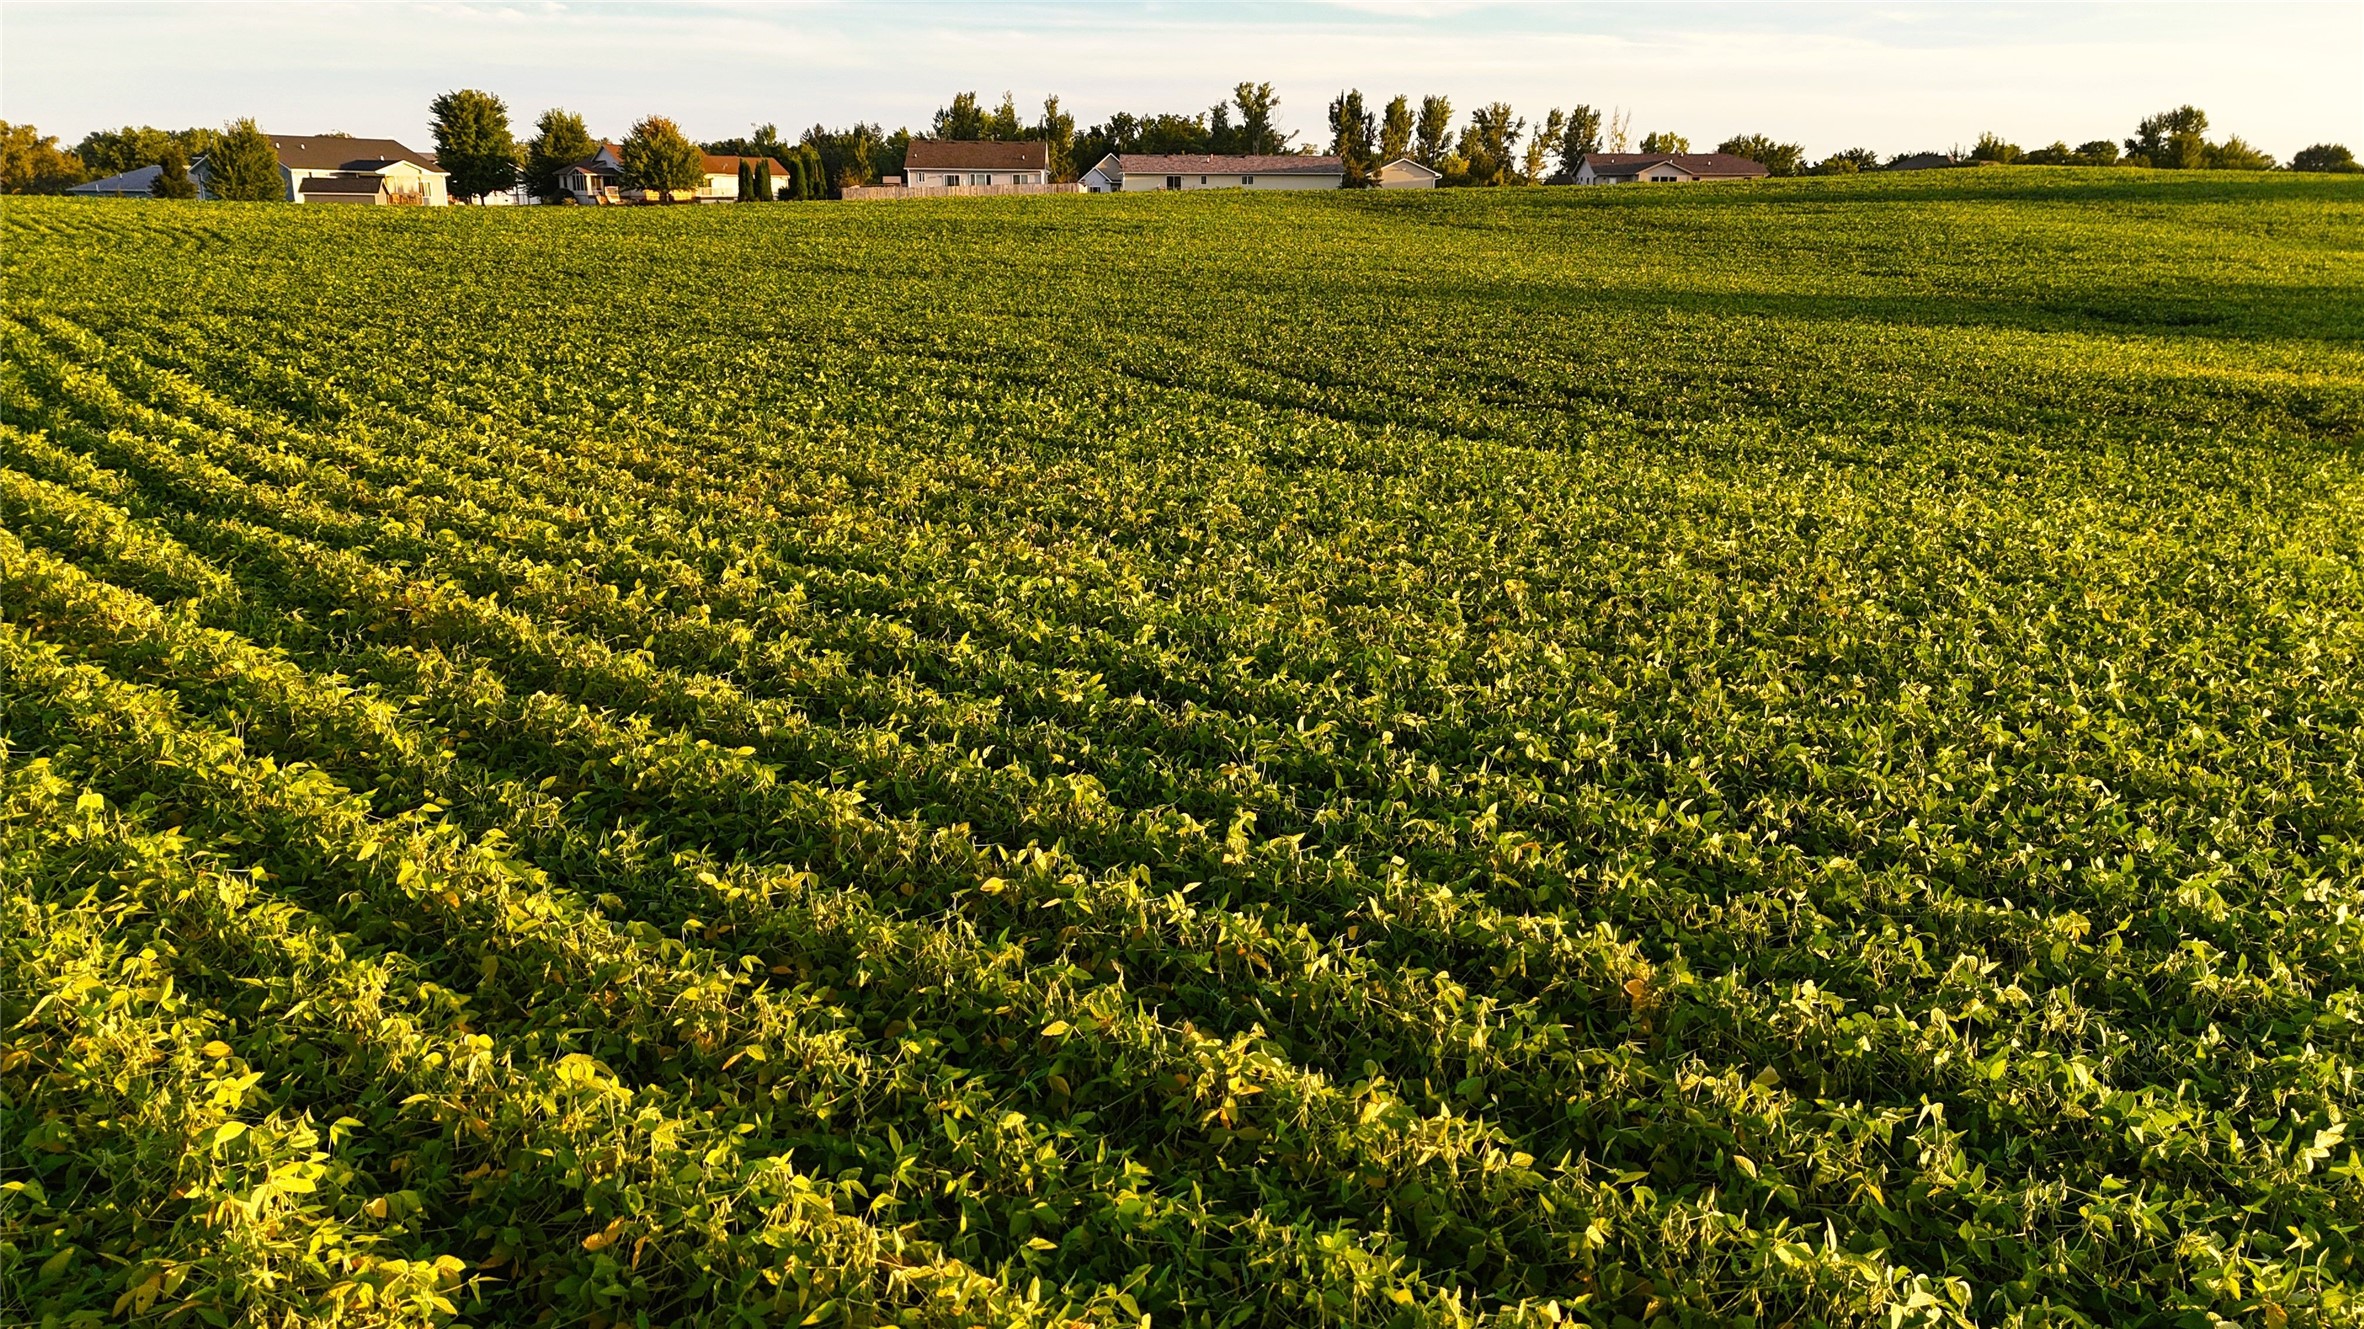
[[4, 170, 2364, 1328]]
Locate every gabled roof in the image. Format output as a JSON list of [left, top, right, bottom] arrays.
[[1581, 152, 1766, 178], [905, 139, 1049, 171], [270, 135, 443, 174], [68, 164, 165, 195], [1377, 157, 1441, 178], [1097, 153, 1344, 176], [568, 143, 624, 172], [299, 175, 388, 196], [701, 153, 777, 175]]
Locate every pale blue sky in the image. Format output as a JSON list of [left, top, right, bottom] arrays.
[[4, 2, 2357, 158]]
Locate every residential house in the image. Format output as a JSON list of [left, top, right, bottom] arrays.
[[1573, 152, 1768, 185], [1081, 154, 1346, 192], [560, 142, 775, 202], [195, 135, 449, 204], [1375, 157, 1441, 189], [67, 165, 165, 197], [902, 140, 1052, 188]]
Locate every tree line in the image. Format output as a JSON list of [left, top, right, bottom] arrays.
[[3, 88, 2357, 198]]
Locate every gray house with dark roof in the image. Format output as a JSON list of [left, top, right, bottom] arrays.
[[1574, 152, 1769, 185]]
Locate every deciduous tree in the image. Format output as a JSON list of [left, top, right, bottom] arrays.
[[1039, 96, 1076, 181], [621, 115, 705, 199], [429, 89, 520, 202], [1233, 82, 1285, 154], [2290, 143, 2359, 173], [1638, 130, 1688, 154], [1970, 132, 2022, 165], [523, 108, 597, 203], [1554, 105, 1601, 181], [1717, 133, 1803, 175], [2126, 105, 2208, 168], [1525, 109, 1565, 183], [934, 92, 985, 140], [1810, 147, 1880, 175], [1458, 103, 1524, 187], [150, 146, 198, 198], [0, 121, 89, 193]]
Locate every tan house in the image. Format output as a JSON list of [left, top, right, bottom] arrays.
[[902, 140, 1051, 188], [1081, 153, 1346, 192], [1376, 157, 1441, 189], [275, 135, 447, 205], [194, 135, 448, 205], [1573, 152, 1768, 185]]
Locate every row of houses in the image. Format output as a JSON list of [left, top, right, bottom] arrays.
[[888, 141, 1771, 194], [66, 130, 1773, 205]]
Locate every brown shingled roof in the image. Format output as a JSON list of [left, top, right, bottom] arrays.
[[903, 140, 1050, 171], [269, 135, 442, 173], [298, 175, 389, 197]]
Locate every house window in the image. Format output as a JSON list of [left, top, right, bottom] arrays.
[[970, 173, 990, 186], [1165, 176, 1181, 190], [946, 174, 960, 186], [1242, 175, 1254, 185]]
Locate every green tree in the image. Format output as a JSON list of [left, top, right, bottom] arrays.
[[1809, 146, 1880, 175], [2074, 140, 2121, 166], [1458, 103, 1524, 186], [73, 125, 191, 176], [1379, 95, 1413, 163], [934, 92, 985, 140], [1638, 130, 1688, 154], [2126, 105, 2208, 168], [0, 121, 90, 193], [2205, 136, 2273, 170], [737, 159, 755, 199], [985, 93, 1023, 141], [1525, 109, 1565, 183], [620, 115, 704, 199], [429, 89, 519, 202], [2290, 143, 2359, 173], [150, 146, 198, 198], [1233, 82, 1285, 154], [1414, 95, 1454, 167], [1039, 96, 1076, 181], [1970, 132, 2022, 165], [754, 159, 774, 200], [202, 118, 284, 201], [1717, 133, 1803, 175], [523, 108, 597, 203], [1328, 89, 1376, 184], [1555, 105, 1602, 180]]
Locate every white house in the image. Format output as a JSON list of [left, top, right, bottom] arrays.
[[199, 135, 451, 205], [1375, 157, 1441, 189], [1573, 152, 1768, 185], [67, 165, 166, 197], [1080, 153, 1346, 192], [901, 139, 1052, 188]]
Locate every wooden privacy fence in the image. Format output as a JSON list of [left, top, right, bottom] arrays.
[[842, 182, 1087, 201]]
